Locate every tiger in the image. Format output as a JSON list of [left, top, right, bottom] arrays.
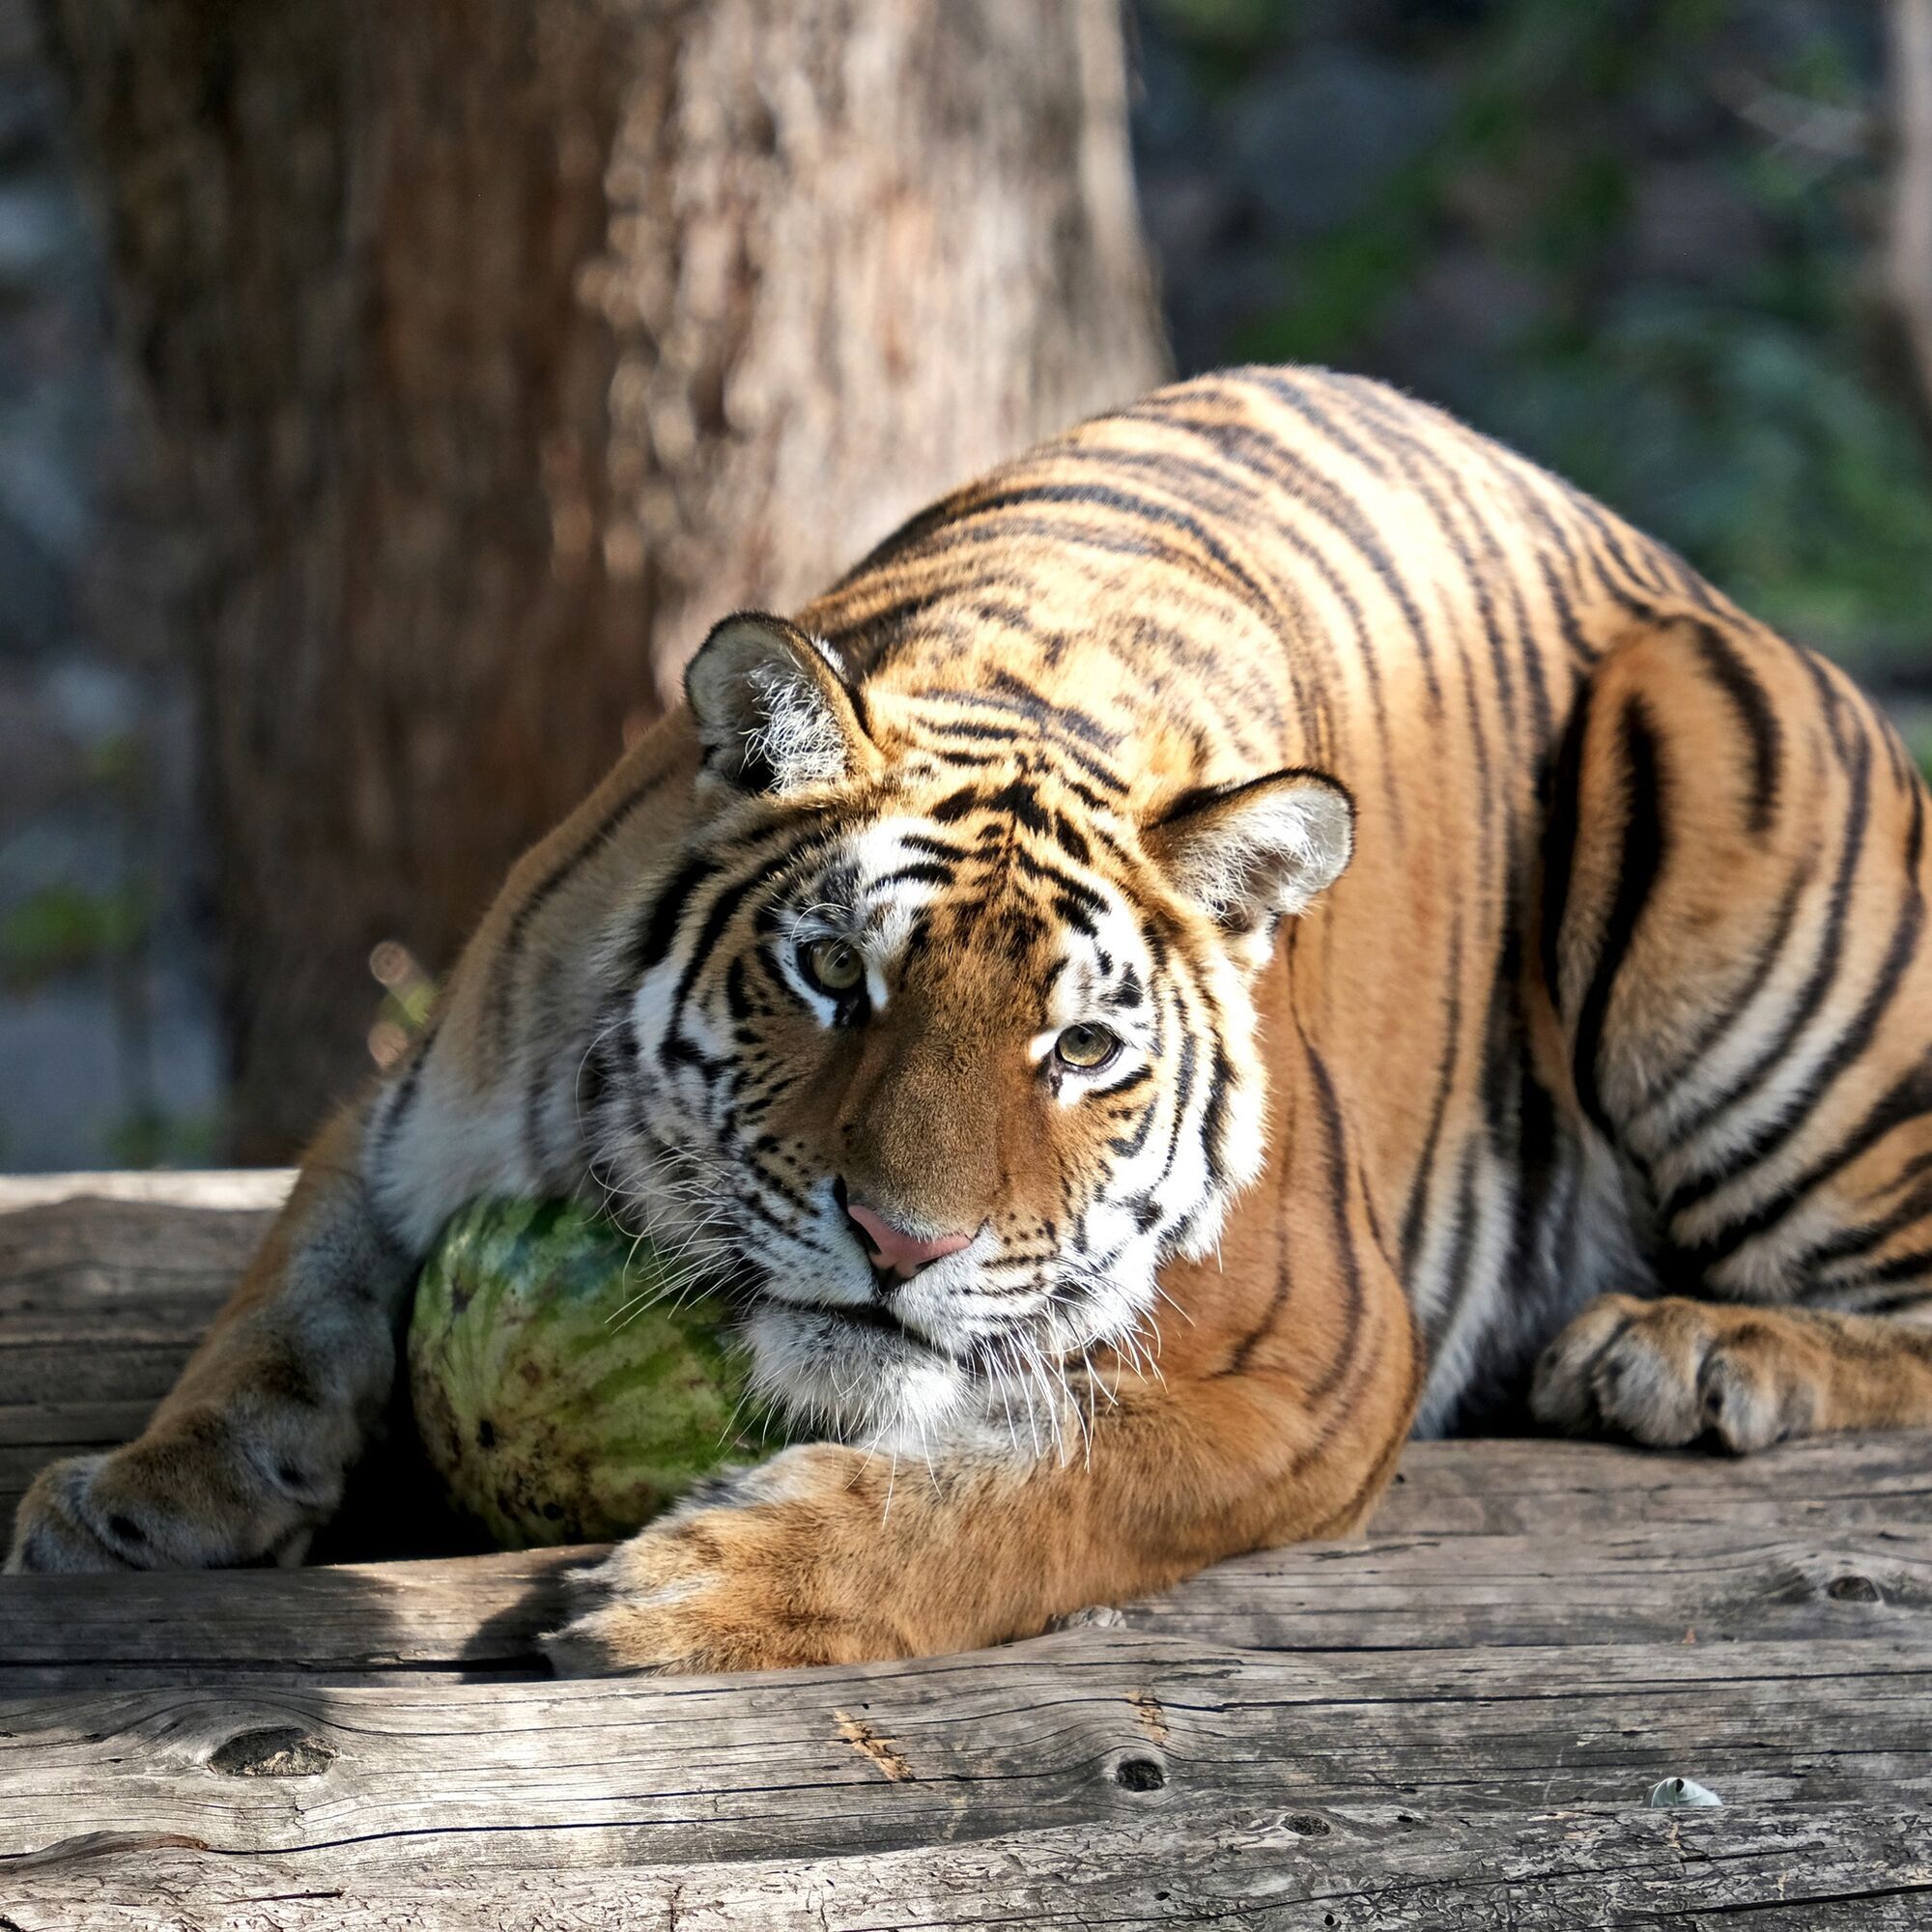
[[13, 365, 1932, 1677]]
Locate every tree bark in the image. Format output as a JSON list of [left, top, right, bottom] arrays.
[[1888, 0, 1932, 423], [38, 0, 1166, 1158]]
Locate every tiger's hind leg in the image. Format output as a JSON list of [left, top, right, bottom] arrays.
[[1530, 611, 1932, 1451]]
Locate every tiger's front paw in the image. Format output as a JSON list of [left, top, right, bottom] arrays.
[[6, 1412, 329, 1574], [1530, 1293, 1815, 1454], [543, 1445, 906, 1676]]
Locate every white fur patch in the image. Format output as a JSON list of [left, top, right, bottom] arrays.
[[1160, 779, 1354, 940], [741, 660, 850, 793]]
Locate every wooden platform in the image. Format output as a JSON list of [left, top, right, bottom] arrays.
[[2, 1175, 1929, 1927]]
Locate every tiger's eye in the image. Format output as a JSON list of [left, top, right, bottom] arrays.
[[802, 936, 864, 994], [1055, 1022, 1119, 1070]]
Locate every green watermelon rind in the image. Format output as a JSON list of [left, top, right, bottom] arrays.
[[407, 1197, 778, 1548]]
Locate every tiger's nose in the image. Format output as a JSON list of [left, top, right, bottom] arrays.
[[841, 1195, 975, 1280]]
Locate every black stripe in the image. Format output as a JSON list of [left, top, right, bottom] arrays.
[[1321, 391, 1519, 746], [628, 856, 720, 979], [869, 861, 955, 894], [983, 668, 1122, 751], [1400, 916, 1464, 1280], [1538, 684, 1591, 1009], [1423, 1140, 1483, 1354], [1006, 840, 1108, 915], [486, 771, 671, 1063], [1663, 876, 1926, 1226], [1571, 697, 1670, 1140], [899, 831, 973, 863], [1301, 1038, 1366, 1403], [1629, 854, 1813, 1123], [871, 478, 1285, 627], [910, 709, 1125, 790], [1537, 552, 1595, 667], [1686, 623, 1781, 836], [1246, 368, 1393, 478], [367, 1014, 442, 1171], [1803, 1172, 1932, 1279], [1553, 482, 1672, 598], [662, 844, 810, 1060], [1659, 727, 1872, 1160], [1199, 1042, 1236, 1190]]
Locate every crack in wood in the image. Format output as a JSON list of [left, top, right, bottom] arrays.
[[834, 1709, 914, 1782], [1130, 1690, 1168, 1743]]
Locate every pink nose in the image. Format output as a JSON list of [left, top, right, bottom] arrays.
[[844, 1199, 974, 1279]]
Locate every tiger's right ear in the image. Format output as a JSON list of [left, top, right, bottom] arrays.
[[684, 611, 881, 796]]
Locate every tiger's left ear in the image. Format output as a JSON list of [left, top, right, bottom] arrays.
[[1146, 771, 1355, 967], [685, 611, 882, 796]]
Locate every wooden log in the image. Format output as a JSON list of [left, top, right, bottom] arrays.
[[1, 1519, 1924, 1682], [5, 1802, 1928, 1930], [1375, 1430, 1932, 1537], [2, 1634, 1929, 1878]]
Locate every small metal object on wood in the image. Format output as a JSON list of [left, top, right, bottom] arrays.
[[2, 1174, 1929, 1927]]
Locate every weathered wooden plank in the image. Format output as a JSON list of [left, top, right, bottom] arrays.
[[0, 1548, 571, 1674], [5, 1802, 1927, 1930], [3, 1518, 1920, 1679], [9, 1425, 1931, 1564], [0, 1340, 200, 1406], [0, 1172, 293, 1212], [0, 1200, 272, 1295], [1128, 1520, 1931, 1648], [1378, 1431, 1932, 1536], [1, 1634, 1926, 1878]]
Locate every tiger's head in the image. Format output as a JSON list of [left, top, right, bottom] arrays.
[[597, 612, 1353, 1445]]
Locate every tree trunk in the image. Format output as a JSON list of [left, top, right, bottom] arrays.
[[1889, 0, 1932, 423], [38, 0, 1166, 1159]]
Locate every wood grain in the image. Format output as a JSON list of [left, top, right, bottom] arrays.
[[7, 1804, 1929, 1930], [4, 1634, 1929, 1879], [0, 1518, 1922, 1682]]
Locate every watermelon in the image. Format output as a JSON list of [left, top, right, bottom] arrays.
[[407, 1197, 776, 1548]]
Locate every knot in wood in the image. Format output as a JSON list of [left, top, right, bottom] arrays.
[[1827, 1573, 1883, 1604], [207, 1726, 338, 1778]]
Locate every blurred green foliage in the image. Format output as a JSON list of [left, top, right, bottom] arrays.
[[1146, 0, 1932, 678], [0, 882, 146, 990], [107, 1104, 218, 1169]]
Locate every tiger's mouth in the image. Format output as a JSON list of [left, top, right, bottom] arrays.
[[795, 1294, 953, 1356]]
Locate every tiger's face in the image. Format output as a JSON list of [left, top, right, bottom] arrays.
[[596, 614, 1353, 1446]]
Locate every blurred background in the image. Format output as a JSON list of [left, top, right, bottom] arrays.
[[0, 0, 1924, 1170]]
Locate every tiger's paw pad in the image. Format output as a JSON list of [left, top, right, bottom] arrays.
[[1529, 1293, 1814, 1455], [542, 1446, 890, 1677]]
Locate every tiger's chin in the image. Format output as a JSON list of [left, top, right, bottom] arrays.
[[740, 1299, 975, 1445]]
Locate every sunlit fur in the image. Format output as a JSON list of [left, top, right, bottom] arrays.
[[19, 367, 1932, 1685]]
